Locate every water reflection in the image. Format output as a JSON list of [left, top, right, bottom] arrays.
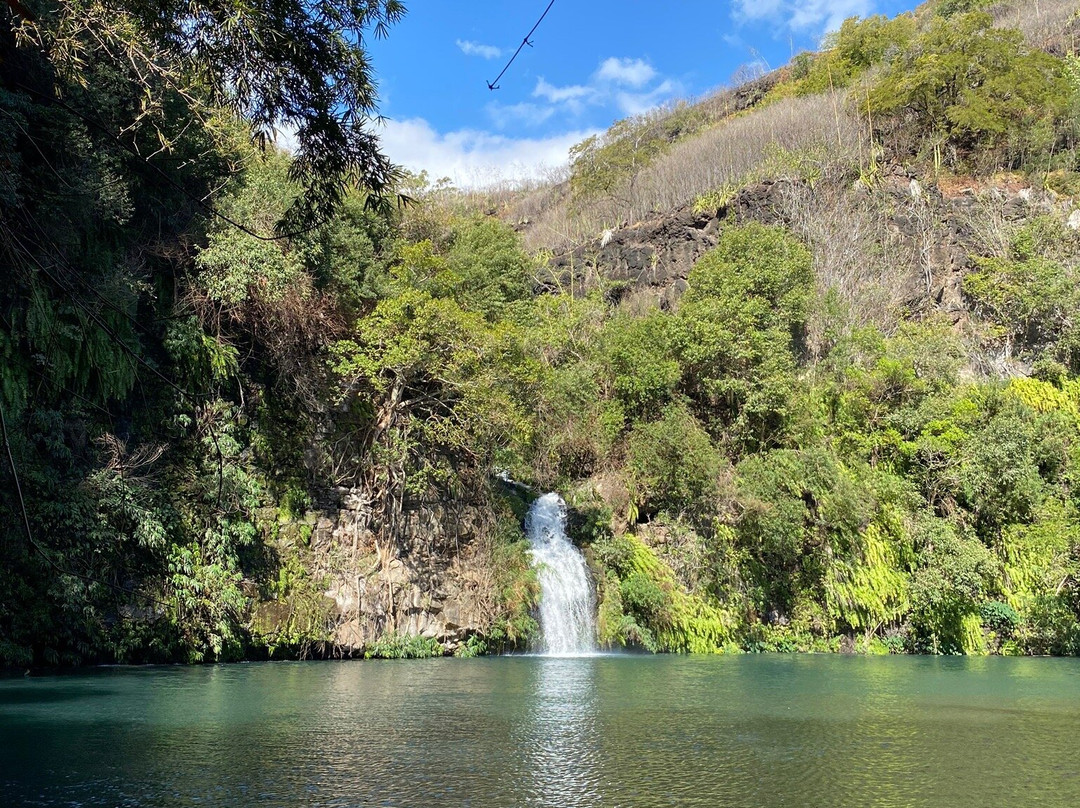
[[2, 656, 1079, 807], [522, 658, 602, 807]]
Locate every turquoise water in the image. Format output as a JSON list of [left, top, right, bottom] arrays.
[[1, 655, 1078, 807]]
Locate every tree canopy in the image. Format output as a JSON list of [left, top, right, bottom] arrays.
[[9, 0, 405, 230]]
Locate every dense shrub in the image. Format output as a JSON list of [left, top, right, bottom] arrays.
[[868, 12, 1074, 170], [675, 223, 813, 447], [909, 520, 997, 654], [602, 312, 681, 418], [963, 217, 1080, 366], [627, 404, 721, 518], [783, 15, 916, 97]]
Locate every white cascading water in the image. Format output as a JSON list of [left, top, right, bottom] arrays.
[[526, 493, 597, 656]]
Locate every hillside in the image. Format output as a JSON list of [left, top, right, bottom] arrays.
[[2, 0, 1080, 665]]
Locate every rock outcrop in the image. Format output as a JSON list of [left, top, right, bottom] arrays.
[[542, 171, 1072, 328], [266, 490, 499, 655]]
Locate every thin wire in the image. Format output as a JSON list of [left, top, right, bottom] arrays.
[[487, 0, 557, 90]]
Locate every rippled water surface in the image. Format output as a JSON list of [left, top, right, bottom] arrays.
[[2, 655, 1079, 807]]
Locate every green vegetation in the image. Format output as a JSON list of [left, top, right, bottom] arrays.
[[3, 1, 1080, 667], [562, 5, 1080, 242], [779, 14, 917, 97], [364, 634, 445, 660], [869, 12, 1075, 170], [486, 507, 541, 652], [963, 218, 1080, 370]]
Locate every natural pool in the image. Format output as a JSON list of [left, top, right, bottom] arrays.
[[1, 655, 1078, 807]]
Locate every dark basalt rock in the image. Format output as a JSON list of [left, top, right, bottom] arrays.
[[540, 173, 1067, 323]]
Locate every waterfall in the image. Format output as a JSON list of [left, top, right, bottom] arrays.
[[526, 493, 597, 656]]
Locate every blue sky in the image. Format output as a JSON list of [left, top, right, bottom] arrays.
[[369, 1, 918, 184]]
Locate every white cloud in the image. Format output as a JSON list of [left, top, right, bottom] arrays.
[[456, 39, 502, 59], [272, 123, 300, 154], [733, 0, 873, 34], [533, 77, 593, 105], [378, 117, 597, 185], [486, 101, 557, 129], [522, 56, 681, 126], [595, 57, 658, 88]]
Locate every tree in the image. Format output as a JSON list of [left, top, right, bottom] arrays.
[[787, 14, 915, 96], [674, 223, 813, 449], [627, 403, 721, 518], [12, 0, 405, 229], [0, 0, 406, 665], [868, 12, 1071, 168]]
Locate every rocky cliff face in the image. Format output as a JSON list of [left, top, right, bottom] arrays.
[[319, 494, 496, 653], [542, 170, 1072, 333], [263, 490, 501, 656]]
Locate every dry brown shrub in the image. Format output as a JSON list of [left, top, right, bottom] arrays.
[[395, 168, 573, 254], [449, 167, 568, 217], [516, 197, 581, 254], [955, 192, 1020, 259], [989, 0, 1080, 52], [186, 272, 346, 410], [775, 179, 919, 352], [95, 434, 167, 484]]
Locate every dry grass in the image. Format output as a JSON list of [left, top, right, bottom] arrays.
[[492, 2, 1079, 255], [989, 0, 1080, 52], [775, 180, 917, 352], [956, 192, 1024, 259], [629, 92, 864, 217], [514, 92, 868, 253]]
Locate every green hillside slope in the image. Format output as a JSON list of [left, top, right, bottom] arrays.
[[2, 0, 1080, 665]]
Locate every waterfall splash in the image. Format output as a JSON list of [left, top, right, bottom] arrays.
[[526, 493, 597, 656]]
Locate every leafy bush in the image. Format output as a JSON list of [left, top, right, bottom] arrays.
[[735, 447, 873, 615], [826, 523, 911, 634], [364, 633, 445, 659], [592, 531, 732, 653], [957, 409, 1046, 538], [487, 513, 540, 652], [454, 634, 489, 658], [279, 488, 312, 522], [782, 15, 916, 97], [868, 12, 1073, 170], [909, 520, 998, 654], [1021, 594, 1080, 655], [980, 601, 1020, 636], [620, 571, 671, 623], [676, 223, 813, 447], [602, 312, 681, 418], [444, 217, 533, 320], [627, 404, 721, 518], [963, 217, 1080, 365]]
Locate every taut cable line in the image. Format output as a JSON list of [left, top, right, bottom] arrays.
[[487, 0, 557, 90]]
